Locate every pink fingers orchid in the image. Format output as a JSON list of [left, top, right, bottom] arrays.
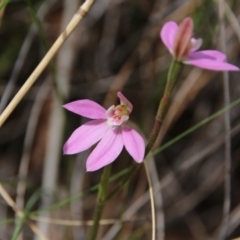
[[63, 92, 145, 172], [160, 17, 239, 71]]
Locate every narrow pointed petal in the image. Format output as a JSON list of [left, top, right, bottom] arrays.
[[87, 128, 124, 171], [63, 100, 106, 119], [160, 21, 178, 54], [122, 126, 145, 163], [63, 120, 110, 154], [188, 50, 227, 61], [117, 92, 133, 113], [184, 58, 239, 71]]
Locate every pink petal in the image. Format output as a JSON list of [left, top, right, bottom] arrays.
[[184, 58, 240, 71], [160, 21, 178, 54], [63, 100, 106, 119], [117, 92, 133, 113], [187, 50, 227, 61], [63, 120, 110, 154], [122, 126, 145, 163], [86, 128, 124, 171]]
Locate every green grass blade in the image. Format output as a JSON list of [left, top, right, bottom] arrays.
[[151, 96, 240, 157], [0, 218, 15, 225], [12, 191, 41, 240], [29, 167, 131, 216], [0, 0, 10, 10]]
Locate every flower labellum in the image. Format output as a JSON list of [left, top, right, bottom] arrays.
[[160, 17, 239, 71], [63, 92, 145, 172]]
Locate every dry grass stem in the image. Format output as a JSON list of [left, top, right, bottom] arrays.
[[36, 0, 81, 237], [224, 2, 240, 42], [143, 161, 156, 240], [15, 80, 51, 240], [217, 0, 231, 239], [146, 157, 164, 240], [0, 0, 55, 113], [179, 121, 240, 171], [0, 0, 95, 127], [0, 184, 48, 239]]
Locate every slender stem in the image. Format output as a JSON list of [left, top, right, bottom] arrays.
[[146, 60, 181, 154], [218, 0, 231, 239], [144, 161, 156, 240], [88, 165, 111, 240], [0, 0, 95, 127]]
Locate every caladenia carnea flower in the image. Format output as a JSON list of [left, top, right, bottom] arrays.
[[63, 92, 145, 172], [160, 17, 239, 71]]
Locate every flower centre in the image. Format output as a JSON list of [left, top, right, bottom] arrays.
[[106, 104, 130, 126]]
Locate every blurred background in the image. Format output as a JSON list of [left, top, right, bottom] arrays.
[[0, 0, 240, 239]]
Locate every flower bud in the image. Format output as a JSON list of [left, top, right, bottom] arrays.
[[173, 17, 193, 60]]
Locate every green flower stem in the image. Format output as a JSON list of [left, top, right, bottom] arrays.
[[146, 59, 182, 154], [88, 164, 112, 240]]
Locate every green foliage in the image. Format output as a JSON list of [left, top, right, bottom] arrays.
[[0, 0, 10, 10]]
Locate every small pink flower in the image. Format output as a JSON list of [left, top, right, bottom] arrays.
[[160, 17, 239, 71], [63, 92, 145, 171]]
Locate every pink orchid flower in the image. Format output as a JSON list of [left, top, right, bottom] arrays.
[[160, 17, 239, 71], [63, 92, 145, 171]]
